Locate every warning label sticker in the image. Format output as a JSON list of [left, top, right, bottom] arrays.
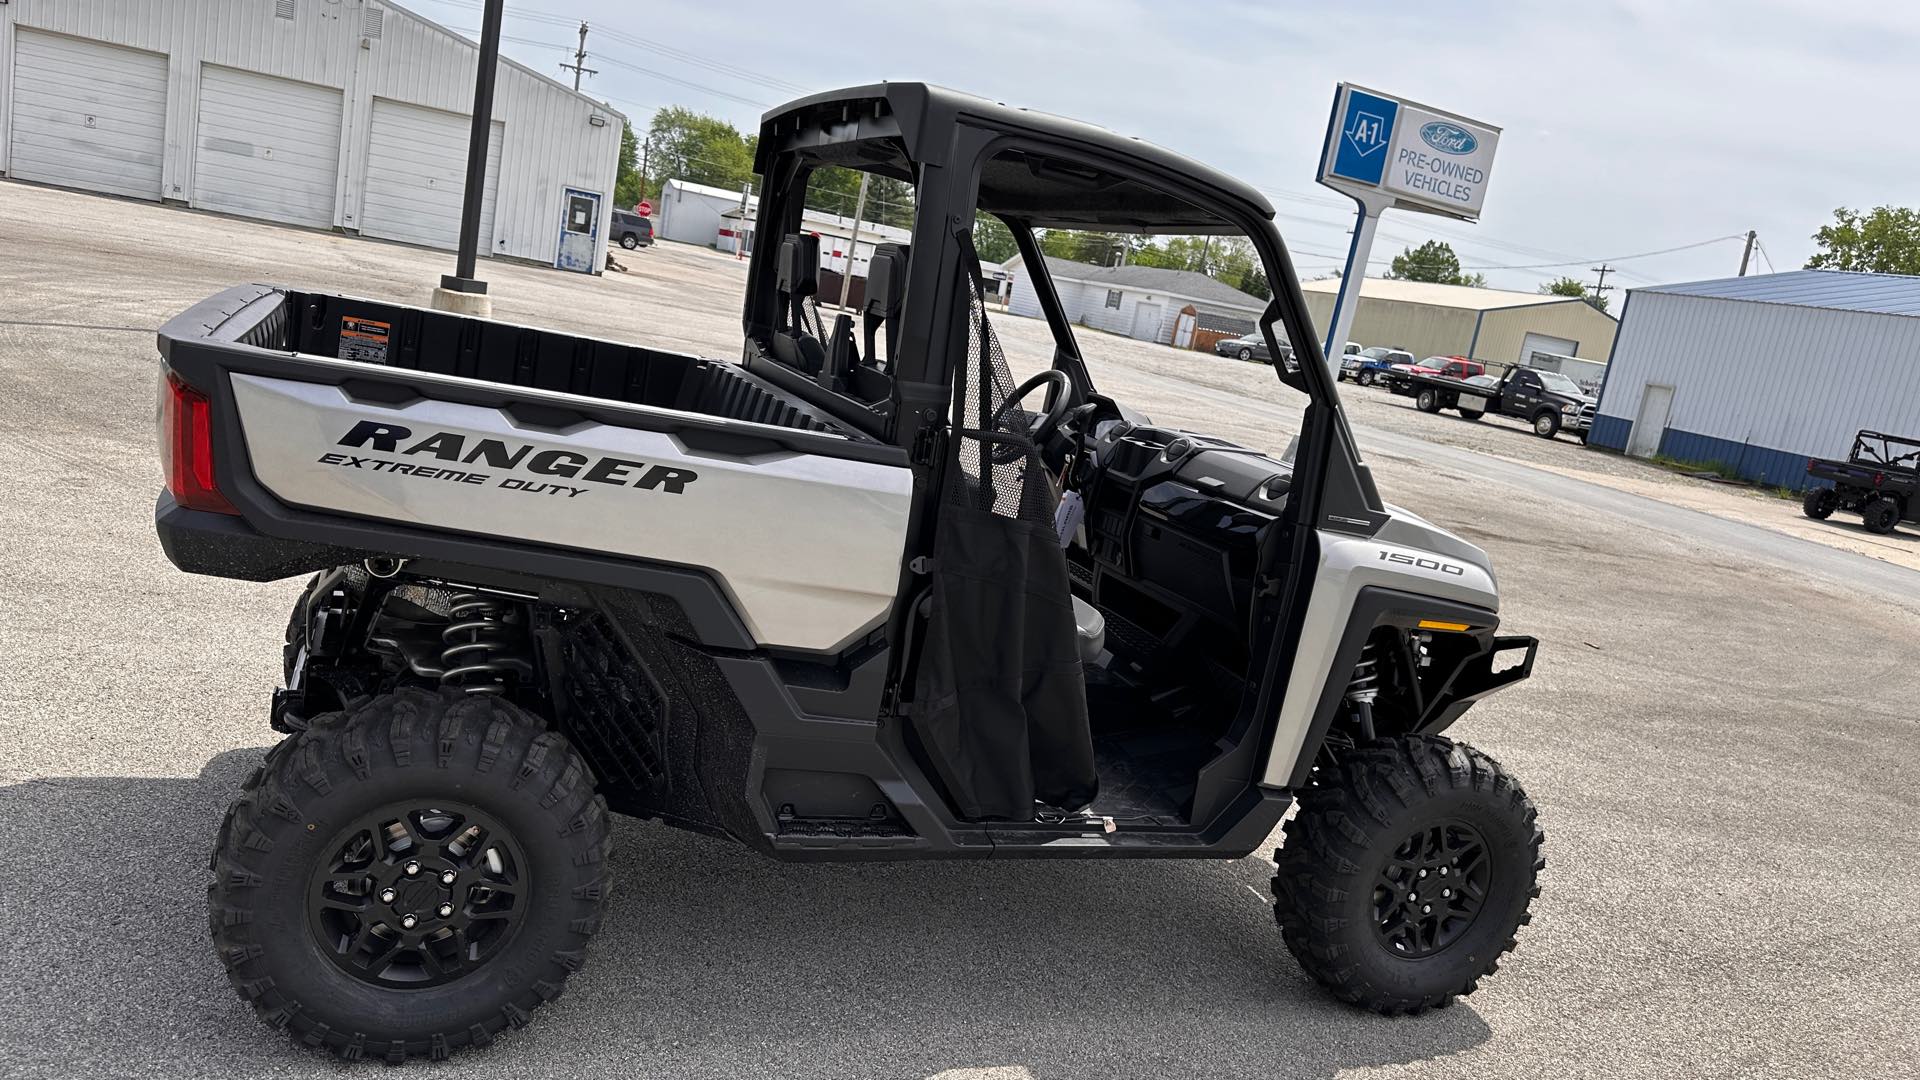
[[340, 316, 392, 365]]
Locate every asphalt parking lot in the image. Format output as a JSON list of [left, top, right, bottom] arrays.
[[1, 182, 1916, 1079]]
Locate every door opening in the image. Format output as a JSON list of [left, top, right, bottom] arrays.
[[556, 188, 602, 273]]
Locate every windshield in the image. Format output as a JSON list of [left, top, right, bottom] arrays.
[[1536, 370, 1583, 395]]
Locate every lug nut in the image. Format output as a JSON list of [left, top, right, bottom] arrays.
[[1422, 904, 1432, 914], [379, 888, 396, 903], [440, 870, 457, 885], [404, 861, 421, 876], [437, 903, 454, 918], [1418, 868, 1428, 878], [400, 914, 418, 929], [1439, 867, 1449, 877], [1408, 892, 1418, 901], [1442, 889, 1452, 898]]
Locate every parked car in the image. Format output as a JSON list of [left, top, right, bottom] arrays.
[[611, 209, 653, 250], [1213, 333, 1291, 364], [1341, 346, 1412, 385]]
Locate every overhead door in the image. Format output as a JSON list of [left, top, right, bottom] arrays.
[[359, 99, 502, 252], [1518, 330, 1579, 365], [193, 66, 343, 228], [8, 31, 167, 200]]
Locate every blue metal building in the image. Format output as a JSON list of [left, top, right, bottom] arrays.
[[1590, 270, 1920, 489]]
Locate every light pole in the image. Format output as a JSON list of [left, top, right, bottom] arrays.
[[432, 0, 504, 317]]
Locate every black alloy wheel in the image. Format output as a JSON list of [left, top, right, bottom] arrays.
[[309, 800, 530, 988], [1802, 487, 1837, 520], [1863, 496, 1901, 534], [1371, 821, 1490, 958]]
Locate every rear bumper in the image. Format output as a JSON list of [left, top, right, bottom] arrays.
[[155, 491, 367, 582]]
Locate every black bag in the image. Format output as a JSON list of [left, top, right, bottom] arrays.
[[908, 234, 1097, 820]]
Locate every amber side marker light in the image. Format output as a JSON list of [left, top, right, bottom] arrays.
[[1417, 619, 1472, 632]]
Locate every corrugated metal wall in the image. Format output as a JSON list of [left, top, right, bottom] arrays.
[[1303, 291, 1479, 359], [0, 0, 622, 266], [1006, 269, 1262, 346], [1476, 302, 1618, 364], [1591, 290, 1920, 484]]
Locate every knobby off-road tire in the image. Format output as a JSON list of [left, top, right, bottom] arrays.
[[1802, 487, 1837, 521], [210, 688, 612, 1062], [1863, 496, 1902, 534], [1271, 735, 1544, 1015], [283, 574, 321, 684]]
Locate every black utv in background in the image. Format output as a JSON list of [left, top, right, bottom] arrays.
[[1803, 430, 1920, 533]]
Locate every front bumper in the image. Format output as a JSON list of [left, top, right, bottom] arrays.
[[1419, 634, 1538, 732]]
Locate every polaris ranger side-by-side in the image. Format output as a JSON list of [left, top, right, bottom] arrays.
[[1802, 429, 1920, 533], [155, 84, 1545, 1062]]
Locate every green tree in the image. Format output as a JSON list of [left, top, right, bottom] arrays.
[[614, 119, 644, 209], [1807, 206, 1920, 274], [805, 167, 916, 230], [971, 212, 1020, 264], [644, 106, 756, 198], [1540, 275, 1608, 313], [1388, 240, 1485, 287]]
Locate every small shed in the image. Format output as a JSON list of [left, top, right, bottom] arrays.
[[1006, 256, 1267, 346]]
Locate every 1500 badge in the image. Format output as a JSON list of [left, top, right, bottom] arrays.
[[318, 420, 698, 498], [1378, 549, 1466, 576]]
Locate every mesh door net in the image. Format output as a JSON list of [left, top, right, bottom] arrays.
[[908, 232, 1097, 820]]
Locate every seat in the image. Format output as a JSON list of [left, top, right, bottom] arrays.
[[1070, 595, 1106, 665], [770, 234, 826, 375], [862, 243, 911, 373]]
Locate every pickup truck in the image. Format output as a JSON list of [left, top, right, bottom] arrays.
[[1382, 355, 1484, 391], [1338, 346, 1412, 385], [1397, 367, 1597, 440], [1802, 429, 1920, 533]]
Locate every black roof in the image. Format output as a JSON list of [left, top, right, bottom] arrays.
[[761, 83, 1277, 232]]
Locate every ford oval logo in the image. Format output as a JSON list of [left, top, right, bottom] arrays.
[[1420, 122, 1478, 155]]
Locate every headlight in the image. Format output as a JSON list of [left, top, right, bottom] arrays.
[[1561, 403, 1578, 414]]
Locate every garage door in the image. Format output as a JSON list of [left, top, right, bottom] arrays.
[[1518, 331, 1579, 365], [359, 99, 502, 252], [8, 31, 167, 200], [193, 66, 343, 228]]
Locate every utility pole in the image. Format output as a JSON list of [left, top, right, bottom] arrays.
[[736, 182, 751, 261], [838, 171, 870, 308], [559, 22, 596, 91], [1588, 263, 1614, 305], [1738, 229, 1757, 276], [431, 0, 503, 317]]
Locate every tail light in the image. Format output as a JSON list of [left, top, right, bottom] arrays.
[[1874, 472, 1886, 487], [160, 372, 239, 515]]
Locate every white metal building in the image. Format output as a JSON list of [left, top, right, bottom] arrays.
[[1590, 270, 1920, 489], [654, 178, 752, 247], [0, 0, 623, 271], [1006, 256, 1268, 345]]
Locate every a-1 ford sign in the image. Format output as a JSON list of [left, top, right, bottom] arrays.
[[1319, 84, 1500, 221]]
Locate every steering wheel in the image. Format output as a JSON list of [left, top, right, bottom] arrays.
[[986, 370, 1073, 453]]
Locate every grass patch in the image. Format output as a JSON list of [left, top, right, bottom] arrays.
[[1646, 453, 1744, 482]]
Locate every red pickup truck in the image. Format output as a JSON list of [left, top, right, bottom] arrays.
[[1384, 355, 1483, 391]]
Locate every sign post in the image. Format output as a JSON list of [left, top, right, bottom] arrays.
[[1314, 84, 1501, 377]]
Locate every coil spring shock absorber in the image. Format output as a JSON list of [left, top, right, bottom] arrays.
[[440, 592, 519, 694], [1345, 642, 1381, 742]]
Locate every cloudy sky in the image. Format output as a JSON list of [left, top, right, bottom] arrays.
[[409, 0, 1916, 294]]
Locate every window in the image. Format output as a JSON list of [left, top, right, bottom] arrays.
[[1105, 289, 1122, 309], [566, 195, 594, 234]]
